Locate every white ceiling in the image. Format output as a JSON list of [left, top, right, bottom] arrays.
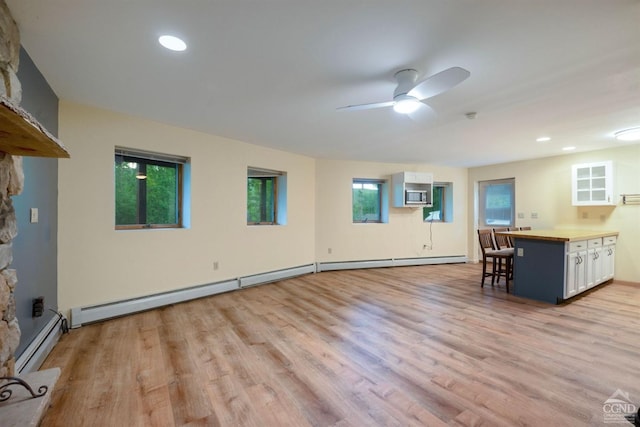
[[7, 0, 640, 167]]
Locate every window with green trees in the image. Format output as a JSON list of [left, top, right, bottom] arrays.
[[352, 180, 383, 223], [423, 183, 454, 222], [247, 167, 286, 225], [115, 148, 188, 229]]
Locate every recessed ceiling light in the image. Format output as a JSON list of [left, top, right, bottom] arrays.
[[536, 136, 551, 142], [614, 127, 640, 142], [562, 146, 576, 151], [158, 35, 187, 51]]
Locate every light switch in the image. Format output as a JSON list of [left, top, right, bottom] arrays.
[[517, 248, 524, 257], [30, 208, 38, 223]]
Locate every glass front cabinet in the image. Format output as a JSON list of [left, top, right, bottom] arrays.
[[571, 161, 614, 206]]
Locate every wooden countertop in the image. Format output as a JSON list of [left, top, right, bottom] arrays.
[[495, 229, 618, 242]]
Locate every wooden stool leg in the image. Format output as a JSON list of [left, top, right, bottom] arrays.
[[505, 258, 511, 293], [491, 259, 497, 286]]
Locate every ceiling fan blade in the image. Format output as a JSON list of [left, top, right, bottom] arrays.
[[337, 101, 395, 111], [407, 67, 470, 101]]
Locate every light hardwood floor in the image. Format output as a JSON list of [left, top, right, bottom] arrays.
[[40, 263, 640, 426]]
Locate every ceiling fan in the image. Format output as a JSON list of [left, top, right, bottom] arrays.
[[337, 67, 470, 114]]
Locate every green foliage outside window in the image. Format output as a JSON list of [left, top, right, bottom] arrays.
[[353, 181, 381, 222], [247, 177, 275, 224], [423, 186, 443, 221], [115, 157, 180, 227]]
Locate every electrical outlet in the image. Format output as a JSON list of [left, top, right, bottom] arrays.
[[328, 248, 332, 254], [518, 212, 525, 219], [213, 261, 219, 270], [32, 296, 44, 317], [531, 212, 538, 219]]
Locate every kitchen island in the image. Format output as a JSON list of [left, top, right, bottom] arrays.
[[495, 229, 618, 304]]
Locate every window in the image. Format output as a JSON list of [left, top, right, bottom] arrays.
[[478, 178, 515, 227], [115, 147, 189, 229], [247, 167, 287, 225], [423, 182, 453, 222], [352, 179, 388, 223]]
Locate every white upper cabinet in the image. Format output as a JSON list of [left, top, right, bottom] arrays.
[[391, 172, 433, 207], [571, 161, 614, 206]]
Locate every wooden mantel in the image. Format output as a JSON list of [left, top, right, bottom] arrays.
[[0, 97, 69, 158]]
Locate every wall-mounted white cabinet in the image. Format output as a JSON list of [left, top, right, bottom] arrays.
[[571, 161, 614, 206], [391, 172, 433, 207]]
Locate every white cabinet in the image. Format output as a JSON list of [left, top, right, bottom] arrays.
[[571, 161, 614, 206], [400, 172, 431, 184], [564, 236, 616, 299], [565, 241, 587, 298], [586, 238, 603, 289], [602, 236, 617, 281], [391, 172, 433, 207]]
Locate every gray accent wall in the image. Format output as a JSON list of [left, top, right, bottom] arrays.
[[13, 48, 59, 355]]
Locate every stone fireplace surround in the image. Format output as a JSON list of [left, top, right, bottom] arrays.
[[0, 1, 69, 424]]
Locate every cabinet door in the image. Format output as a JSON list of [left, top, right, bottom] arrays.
[[566, 250, 586, 298], [602, 244, 616, 281], [571, 161, 613, 206], [587, 247, 604, 288]]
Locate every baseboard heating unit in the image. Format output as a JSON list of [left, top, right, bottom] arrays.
[[16, 315, 62, 373], [316, 255, 467, 272], [70, 264, 316, 328], [239, 264, 316, 288]]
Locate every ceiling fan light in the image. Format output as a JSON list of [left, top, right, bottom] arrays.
[[393, 96, 421, 114], [158, 35, 187, 51], [614, 127, 640, 142]]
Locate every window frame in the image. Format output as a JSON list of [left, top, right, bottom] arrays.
[[352, 179, 385, 223], [115, 147, 188, 230], [478, 178, 515, 228], [247, 167, 285, 226], [423, 183, 446, 222]]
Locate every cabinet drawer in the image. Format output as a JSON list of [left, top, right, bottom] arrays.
[[587, 238, 602, 248], [603, 236, 617, 245], [568, 240, 588, 252]]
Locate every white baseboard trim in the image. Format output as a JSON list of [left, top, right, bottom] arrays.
[[16, 315, 62, 374], [316, 255, 467, 272], [70, 278, 239, 328], [239, 264, 316, 288], [70, 263, 317, 328], [69, 258, 465, 328]]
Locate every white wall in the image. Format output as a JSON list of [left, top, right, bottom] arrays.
[[57, 102, 316, 314], [56, 101, 639, 315], [468, 144, 640, 282], [315, 159, 468, 262]]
